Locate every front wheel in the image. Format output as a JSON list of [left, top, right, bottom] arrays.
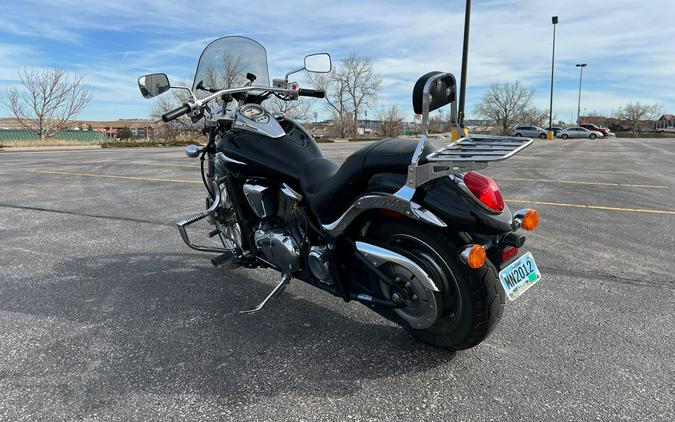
[[589, 133, 597, 139], [364, 219, 505, 350], [561, 134, 569, 139], [539, 133, 547, 139]]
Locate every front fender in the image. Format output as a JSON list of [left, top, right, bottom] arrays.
[[368, 173, 513, 235]]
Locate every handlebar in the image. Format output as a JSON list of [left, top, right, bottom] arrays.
[[298, 88, 325, 99], [162, 104, 191, 122]]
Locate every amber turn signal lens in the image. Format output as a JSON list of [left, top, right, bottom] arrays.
[[522, 209, 539, 231], [466, 245, 486, 269]]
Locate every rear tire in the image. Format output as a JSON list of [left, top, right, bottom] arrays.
[[365, 219, 505, 350]]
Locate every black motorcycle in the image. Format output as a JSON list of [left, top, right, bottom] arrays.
[[137, 36, 541, 350]]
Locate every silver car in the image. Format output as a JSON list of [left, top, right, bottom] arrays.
[[556, 127, 603, 139], [511, 125, 548, 139]]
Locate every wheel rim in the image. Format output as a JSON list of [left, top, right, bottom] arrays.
[[378, 234, 462, 329]]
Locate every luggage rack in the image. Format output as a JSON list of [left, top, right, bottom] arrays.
[[427, 134, 533, 163], [394, 71, 535, 201]]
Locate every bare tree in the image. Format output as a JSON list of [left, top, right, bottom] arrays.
[[307, 71, 349, 137], [615, 102, 662, 135], [266, 97, 313, 122], [151, 81, 198, 140], [342, 53, 381, 137], [475, 82, 537, 135], [519, 108, 549, 127], [3, 67, 92, 139], [308, 53, 381, 138], [379, 105, 404, 137]]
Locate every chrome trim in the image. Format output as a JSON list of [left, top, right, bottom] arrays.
[[512, 208, 532, 230], [355, 241, 440, 292], [234, 104, 286, 139], [216, 152, 246, 166], [243, 184, 271, 218], [321, 194, 447, 237], [240, 273, 292, 314], [184, 144, 201, 158], [176, 188, 233, 254], [281, 183, 303, 201]]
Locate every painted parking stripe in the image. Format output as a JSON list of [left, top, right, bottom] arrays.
[[499, 167, 645, 175], [506, 199, 675, 215], [131, 161, 198, 168], [30, 169, 201, 184], [497, 177, 668, 189]]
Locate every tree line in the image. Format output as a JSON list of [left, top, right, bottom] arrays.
[[0, 64, 664, 139]]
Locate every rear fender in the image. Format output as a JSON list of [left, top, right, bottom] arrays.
[[367, 173, 513, 235]]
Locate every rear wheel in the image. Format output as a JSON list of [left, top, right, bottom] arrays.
[[364, 219, 504, 350]]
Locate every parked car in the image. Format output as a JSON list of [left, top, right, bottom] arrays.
[[511, 125, 547, 139], [546, 126, 562, 136], [557, 127, 604, 139], [580, 123, 610, 137]]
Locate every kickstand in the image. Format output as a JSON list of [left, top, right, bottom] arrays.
[[240, 274, 292, 314]]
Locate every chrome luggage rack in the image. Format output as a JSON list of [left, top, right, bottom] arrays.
[[394, 71, 533, 201]]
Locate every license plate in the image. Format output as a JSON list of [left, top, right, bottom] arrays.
[[498, 252, 541, 300]]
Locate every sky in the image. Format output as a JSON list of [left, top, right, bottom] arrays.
[[0, 0, 673, 123]]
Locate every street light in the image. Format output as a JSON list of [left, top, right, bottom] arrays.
[[576, 63, 587, 125], [547, 16, 558, 140]]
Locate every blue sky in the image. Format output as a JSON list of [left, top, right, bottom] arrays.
[[1, 0, 673, 122]]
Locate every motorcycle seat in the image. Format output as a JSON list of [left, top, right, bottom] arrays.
[[299, 138, 434, 223]]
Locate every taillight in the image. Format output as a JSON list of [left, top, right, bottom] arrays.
[[500, 246, 519, 263], [462, 171, 505, 212]]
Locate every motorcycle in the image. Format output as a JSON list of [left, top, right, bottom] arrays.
[[137, 36, 541, 350]]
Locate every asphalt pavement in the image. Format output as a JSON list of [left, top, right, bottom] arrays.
[[0, 137, 673, 421]]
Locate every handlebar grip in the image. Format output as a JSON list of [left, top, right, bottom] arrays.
[[161, 104, 192, 122], [298, 88, 325, 99]]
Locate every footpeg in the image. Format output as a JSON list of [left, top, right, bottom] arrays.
[[211, 251, 234, 267], [240, 274, 292, 314]]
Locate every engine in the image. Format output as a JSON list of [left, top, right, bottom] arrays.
[[243, 182, 303, 273]]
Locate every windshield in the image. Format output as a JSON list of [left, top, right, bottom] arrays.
[[192, 36, 270, 99]]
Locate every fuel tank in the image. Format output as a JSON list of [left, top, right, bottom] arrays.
[[216, 118, 324, 184]]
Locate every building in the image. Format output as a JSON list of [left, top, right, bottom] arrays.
[[655, 114, 675, 131]]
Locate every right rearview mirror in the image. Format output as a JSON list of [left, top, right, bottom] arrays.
[[304, 53, 332, 73], [138, 73, 170, 99]]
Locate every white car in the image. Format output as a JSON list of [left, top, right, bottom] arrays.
[[556, 127, 603, 139], [511, 125, 548, 139]]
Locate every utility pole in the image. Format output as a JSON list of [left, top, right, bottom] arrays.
[[576, 63, 587, 125], [547, 16, 558, 140], [457, 0, 471, 130]]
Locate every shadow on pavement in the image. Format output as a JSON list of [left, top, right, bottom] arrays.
[[0, 252, 454, 413]]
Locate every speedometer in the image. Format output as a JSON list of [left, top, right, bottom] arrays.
[[240, 104, 267, 122]]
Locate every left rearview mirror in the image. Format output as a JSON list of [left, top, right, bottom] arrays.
[[304, 53, 332, 73], [138, 73, 170, 99]]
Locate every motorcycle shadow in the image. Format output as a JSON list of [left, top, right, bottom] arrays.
[[0, 252, 454, 411]]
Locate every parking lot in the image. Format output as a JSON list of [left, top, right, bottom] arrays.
[[1, 137, 673, 421]]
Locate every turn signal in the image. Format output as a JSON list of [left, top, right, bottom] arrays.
[[522, 209, 539, 231], [462, 244, 486, 269]]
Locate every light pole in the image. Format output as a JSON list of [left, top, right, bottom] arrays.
[[576, 63, 587, 125], [547, 16, 558, 140]]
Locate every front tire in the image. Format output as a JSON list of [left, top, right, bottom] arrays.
[[365, 219, 504, 350], [561, 134, 569, 139], [589, 133, 597, 139], [539, 133, 547, 139]]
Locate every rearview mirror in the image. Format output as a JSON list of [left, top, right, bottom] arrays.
[[138, 73, 170, 99], [304, 53, 332, 73]]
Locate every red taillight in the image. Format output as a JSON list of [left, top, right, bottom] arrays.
[[462, 171, 505, 212], [500, 246, 519, 263]]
